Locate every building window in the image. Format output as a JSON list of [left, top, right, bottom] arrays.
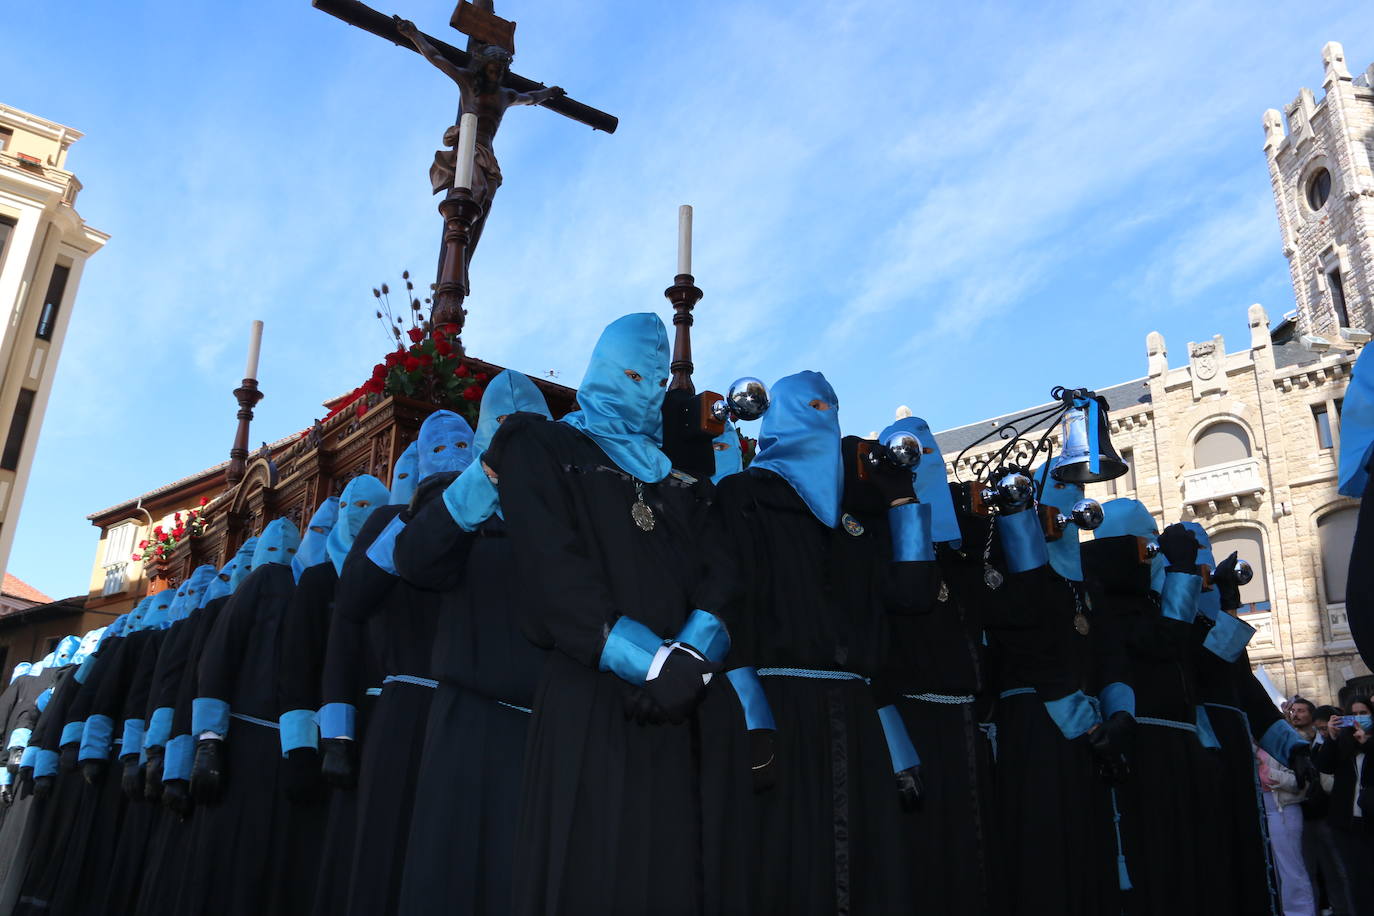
[[101, 522, 136, 596], [35, 264, 69, 342], [0, 218, 13, 268], [1107, 447, 1136, 495], [0, 128, 10, 153], [1193, 421, 1251, 468], [1329, 268, 1350, 328], [1307, 167, 1332, 210], [1315, 406, 1334, 449], [1318, 507, 1358, 605], [0, 389, 36, 472], [1210, 528, 1270, 613]]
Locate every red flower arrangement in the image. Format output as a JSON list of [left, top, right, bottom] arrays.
[[738, 431, 758, 468], [131, 504, 208, 564]]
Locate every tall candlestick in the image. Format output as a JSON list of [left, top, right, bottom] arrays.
[[244, 320, 263, 380], [455, 112, 478, 192], [677, 204, 693, 276]]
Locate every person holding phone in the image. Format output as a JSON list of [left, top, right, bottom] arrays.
[[1315, 696, 1374, 913]]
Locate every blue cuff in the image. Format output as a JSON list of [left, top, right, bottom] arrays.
[[598, 617, 665, 686], [676, 610, 731, 665], [60, 720, 84, 748], [725, 667, 776, 731], [279, 709, 319, 756], [318, 703, 356, 741], [1204, 612, 1256, 662], [1160, 572, 1202, 623], [365, 516, 406, 576], [443, 464, 501, 532], [146, 707, 173, 749], [877, 704, 921, 773], [191, 697, 230, 737], [163, 734, 193, 782], [1195, 706, 1221, 749], [1044, 690, 1102, 740], [19, 745, 38, 769], [74, 657, 97, 684], [1099, 682, 1136, 718], [6, 728, 31, 750], [80, 714, 115, 762], [1260, 718, 1306, 765], [889, 502, 936, 563], [120, 719, 146, 757], [998, 508, 1048, 573], [34, 749, 58, 780], [37, 688, 51, 713]]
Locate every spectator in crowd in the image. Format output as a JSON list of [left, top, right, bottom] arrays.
[[1289, 697, 1319, 742], [1315, 696, 1374, 914], [1261, 743, 1316, 916], [1304, 705, 1346, 916]]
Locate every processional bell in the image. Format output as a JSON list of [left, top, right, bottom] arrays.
[[1050, 394, 1129, 485]]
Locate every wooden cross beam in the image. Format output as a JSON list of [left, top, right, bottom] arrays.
[[312, 0, 618, 134]]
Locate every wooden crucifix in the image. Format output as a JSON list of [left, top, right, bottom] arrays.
[[313, 0, 618, 331]]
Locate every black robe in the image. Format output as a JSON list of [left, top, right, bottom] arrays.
[[393, 500, 545, 916], [329, 499, 445, 916], [498, 420, 713, 916], [176, 564, 295, 916]]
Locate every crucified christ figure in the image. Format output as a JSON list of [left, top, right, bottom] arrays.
[[394, 16, 565, 269]]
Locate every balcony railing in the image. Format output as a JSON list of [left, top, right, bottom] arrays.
[[101, 562, 128, 597], [1182, 456, 1265, 512]]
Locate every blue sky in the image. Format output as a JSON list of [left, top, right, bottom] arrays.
[[3, 0, 1372, 598]]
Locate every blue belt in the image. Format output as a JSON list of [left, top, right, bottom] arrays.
[[904, 692, 976, 704], [383, 675, 439, 689], [231, 712, 278, 730], [756, 667, 867, 681], [999, 687, 1035, 699], [365, 687, 383, 697], [497, 700, 532, 714], [1136, 715, 1197, 733]]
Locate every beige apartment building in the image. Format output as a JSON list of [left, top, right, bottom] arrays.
[[0, 103, 107, 582], [936, 42, 1374, 706]]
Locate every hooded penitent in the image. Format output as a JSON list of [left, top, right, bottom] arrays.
[[253, 518, 302, 569], [418, 410, 476, 481], [326, 475, 390, 575], [294, 497, 341, 581], [750, 370, 844, 528], [9, 662, 30, 684], [444, 370, 552, 528], [71, 628, 106, 668], [50, 635, 81, 667], [1032, 463, 1085, 582], [390, 441, 420, 506], [139, 588, 179, 631], [169, 565, 220, 623], [1182, 521, 1222, 622], [122, 595, 156, 633], [560, 312, 673, 483], [228, 537, 261, 591], [1094, 497, 1165, 593], [882, 415, 960, 546], [711, 422, 743, 485]]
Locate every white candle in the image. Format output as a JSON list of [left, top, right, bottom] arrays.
[[244, 320, 264, 380], [677, 204, 693, 276], [455, 112, 478, 192]]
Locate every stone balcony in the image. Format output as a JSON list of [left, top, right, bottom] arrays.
[[1182, 456, 1266, 514]]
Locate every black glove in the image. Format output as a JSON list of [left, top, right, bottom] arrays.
[[621, 684, 666, 726], [144, 745, 165, 801], [896, 765, 924, 812], [283, 748, 325, 805], [162, 779, 191, 819], [81, 757, 107, 786], [481, 412, 545, 477], [120, 755, 143, 800], [643, 644, 719, 725], [1214, 551, 1243, 612], [31, 774, 52, 801], [1290, 744, 1319, 793], [1089, 711, 1136, 785], [320, 738, 357, 790], [190, 739, 226, 803], [840, 436, 912, 514], [749, 728, 777, 793], [6, 747, 22, 775], [59, 744, 78, 773], [16, 767, 32, 799], [1158, 523, 1199, 574]]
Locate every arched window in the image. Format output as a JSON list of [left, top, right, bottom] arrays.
[[1318, 507, 1359, 605], [1210, 528, 1270, 613], [1193, 421, 1252, 468]]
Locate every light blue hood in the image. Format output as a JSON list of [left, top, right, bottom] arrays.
[[711, 422, 743, 485], [252, 519, 301, 570], [326, 476, 389, 575], [227, 537, 260, 591], [883, 416, 959, 545], [170, 565, 219, 623], [418, 410, 475, 481], [294, 497, 340, 580], [750, 371, 843, 528], [390, 442, 420, 506]]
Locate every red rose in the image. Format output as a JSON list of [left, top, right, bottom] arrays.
[[462, 385, 482, 401], [403, 356, 421, 372], [439, 323, 459, 337], [418, 353, 433, 367], [154, 526, 163, 537], [435, 338, 452, 357], [199, 496, 209, 506], [476, 372, 489, 383], [138, 540, 148, 550], [455, 363, 469, 378], [407, 327, 426, 344], [174, 512, 181, 522], [371, 363, 388, 381], [131, 553, 142, 562]]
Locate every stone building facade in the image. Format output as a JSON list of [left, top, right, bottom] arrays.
[[934, 42, 1374, 706]]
